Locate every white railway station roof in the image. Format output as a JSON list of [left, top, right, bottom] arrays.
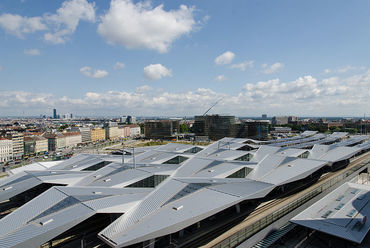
[[0, 134, 369, 248], [291, 182, 370, 244]]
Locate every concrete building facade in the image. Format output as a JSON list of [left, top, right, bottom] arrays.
[[144, 120, 179, 139], [0, 137, 13, 162], [91, 128, 106, 142], [64, 132, 82, 148], [5, 131, 24, 160]]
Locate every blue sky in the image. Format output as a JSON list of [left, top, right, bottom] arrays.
[[0, 0, 369, 117]]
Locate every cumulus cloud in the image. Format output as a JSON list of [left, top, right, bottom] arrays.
[[214, 51, 235, 65], [136, 85, 153, 92], [214, 75, 227, 82], [0, 14, 47, 37], [2, 70, 370, 116], [0, 0, 95, 43], [230, 61, 254, 71], [24, 49, 41, 56], [43, 0, 95, 44], [114, 61, 125, 70], [261, 62, 284, 74], [97, 0, 196, 53], [325, 65, 366, 74], [80, 66, 109, 78], [143, 64, 172, 80]]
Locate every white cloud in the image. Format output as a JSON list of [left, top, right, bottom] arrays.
[[214, 51, 235, 65], [0, 14, 47, 37], [97, 0, 196, 53], [1, 70, 370, 116], [214, 75, 227, 82], [324, 65, 366, 74], [43, 0, 95, 44], [114, 61, 125, 70], [0, 0, 95, 43], [80, 66, 109, 78], [24, 49, 41, 56], [323, 68, 331, 74], [230, 61, 254, 71], [136, 85, 153, 92], [143, 64, 172, 80], [261, 62, 284, 74]]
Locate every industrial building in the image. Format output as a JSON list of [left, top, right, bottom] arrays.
[[0, 133, 369, 248]]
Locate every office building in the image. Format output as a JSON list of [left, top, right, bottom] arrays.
[[24, 136, 48, 155], [144, 120, 179, 139], [63, 132, 82, 148], [42, 133, 66, 151], [53, 109, 57, 119]]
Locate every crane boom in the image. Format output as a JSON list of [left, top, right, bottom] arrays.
[[202, 98, 222, 116]]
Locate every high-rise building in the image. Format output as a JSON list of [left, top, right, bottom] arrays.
[[126, 116, 136, 124], [53, 109, 57, 119]]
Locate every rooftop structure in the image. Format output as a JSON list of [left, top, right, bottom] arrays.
[[0, 133, 369, 247]]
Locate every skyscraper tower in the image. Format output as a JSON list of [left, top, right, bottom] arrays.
[[53, 109, 57, 119]]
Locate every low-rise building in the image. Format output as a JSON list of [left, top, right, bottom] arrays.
[[63, 132, 82, 148], [0, 137, 13, 162], [72, 127, 91, 143], [91, 128, 106, 142]]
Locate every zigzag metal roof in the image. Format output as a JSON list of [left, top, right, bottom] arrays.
[[0, 134, 368, 248]]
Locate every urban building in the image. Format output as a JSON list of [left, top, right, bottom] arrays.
[[63, 132, 82, 148], [129, 124, 141, 137], [24, 136, 48, 155], [42, 133, 66, 151], [105, 126, 119, 140], [193, 115, 236, 140], [91, 128, 106, 142], [126, 116, 136, 124], [144, 120, 179, 139], [262, 114, 267, 119], [53, 109, 57, 119], [0, 137, 13, 162], [272, 116, 289, 125], [5, 131, 24, 160], [77, 127, 91, 143]]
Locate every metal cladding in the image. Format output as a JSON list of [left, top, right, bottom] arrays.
[[0, 133, 369, 248], [291, 182, 370, 244]]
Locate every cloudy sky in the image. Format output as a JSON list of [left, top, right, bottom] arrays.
[[0, 0, 369, 117]]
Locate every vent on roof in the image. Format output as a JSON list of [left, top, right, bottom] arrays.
[[351, 189, 360, 194], [321, 210, 333, 218], [227, 167, 253, 178], [162, 156, 189, 164], [298, 151, 310, 158], [347, 209, 357, 218], [336, 195, 345, 201], [335, 203, 345, 210], [126, 175, 169, 188]]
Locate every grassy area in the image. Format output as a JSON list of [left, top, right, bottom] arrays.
[[0, 173, 8, 179], [134, 141, 169, 147]]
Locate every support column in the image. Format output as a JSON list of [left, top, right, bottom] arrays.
[[235, 203, 241, 213]]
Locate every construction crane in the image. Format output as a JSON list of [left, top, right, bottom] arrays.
[[202, 98, 222, 116]]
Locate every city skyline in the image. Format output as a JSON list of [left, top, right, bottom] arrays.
[[1, 0, 370, 116]]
